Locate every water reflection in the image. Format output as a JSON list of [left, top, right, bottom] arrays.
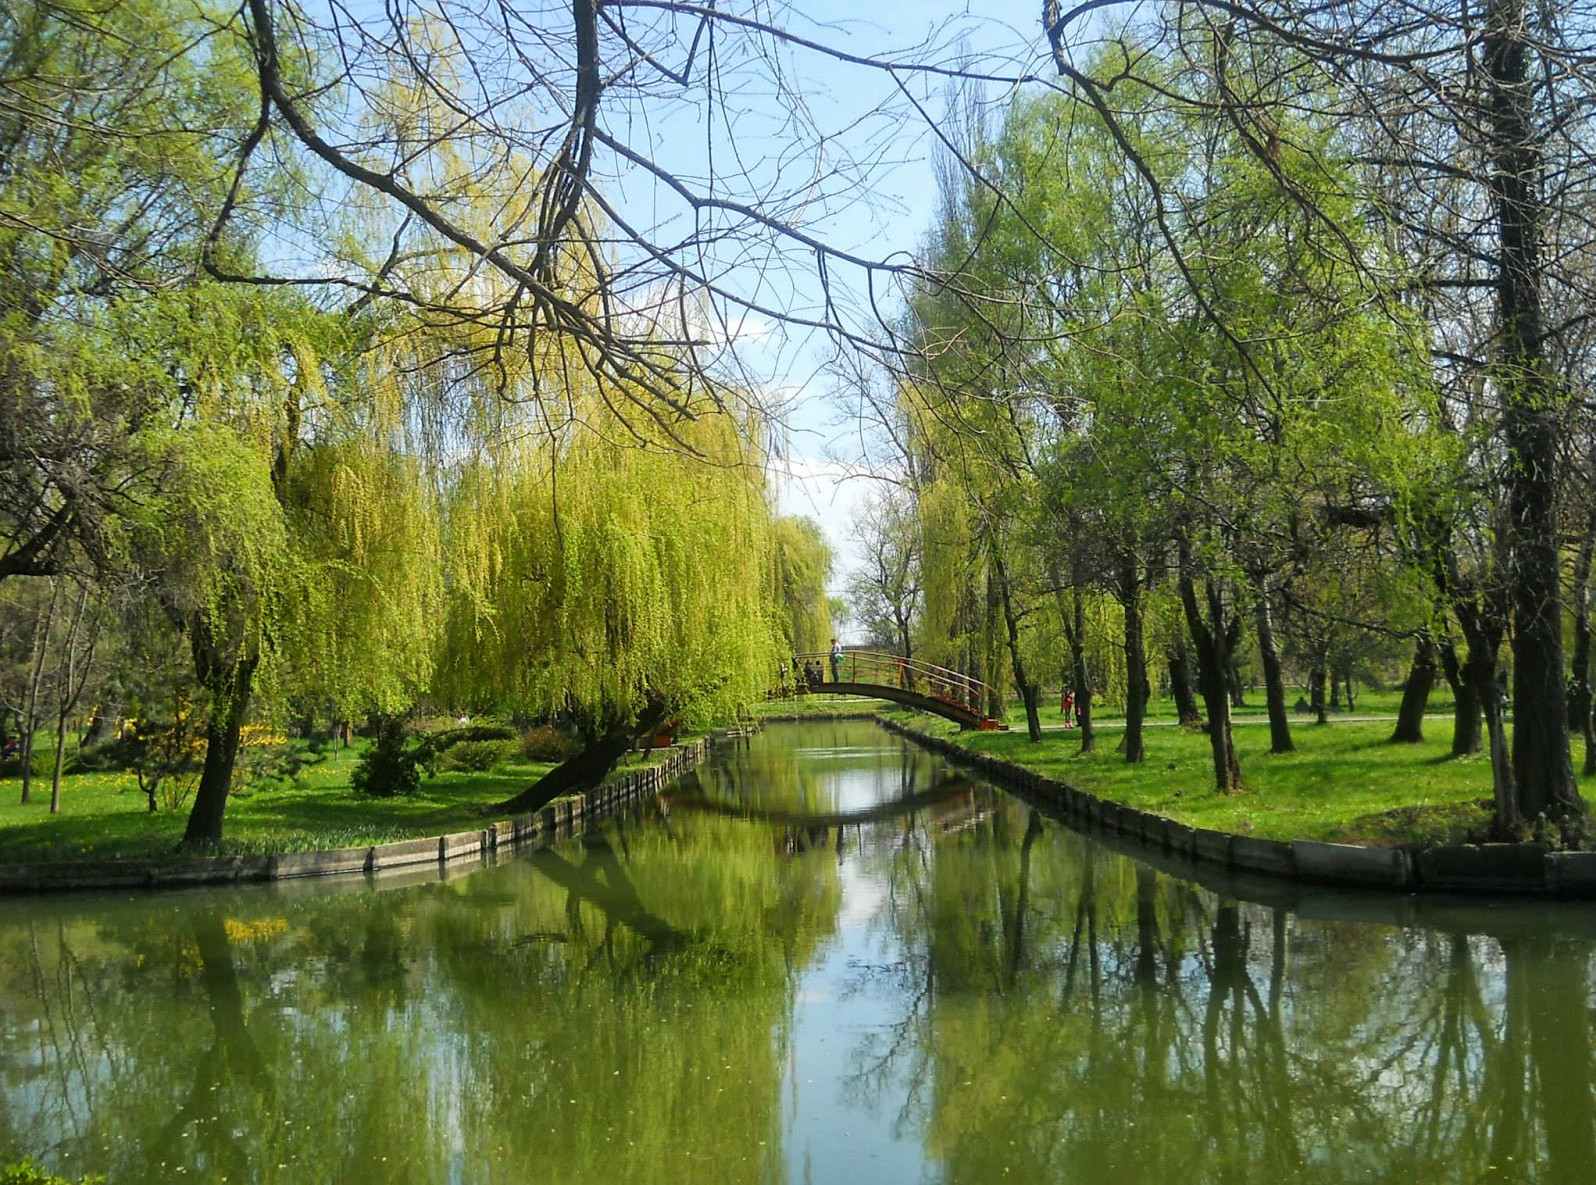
[[0, 720, 1594, 1184]]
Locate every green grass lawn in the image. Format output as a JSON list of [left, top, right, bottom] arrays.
[[1000, 688, 1454, 727], [0, 738, 693, 865], [750, 694, 889, 719], [889, 707, 1516, 847]]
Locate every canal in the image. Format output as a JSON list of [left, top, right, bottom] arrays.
[[2, 719, 1594, 1183]]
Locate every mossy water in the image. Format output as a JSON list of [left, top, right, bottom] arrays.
[[2, 720, 1594, 1183]]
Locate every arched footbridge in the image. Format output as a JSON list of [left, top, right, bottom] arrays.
[[786, 650, 1008, 731]]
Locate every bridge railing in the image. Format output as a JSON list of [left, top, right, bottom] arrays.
[[791, 650, 991, 717]]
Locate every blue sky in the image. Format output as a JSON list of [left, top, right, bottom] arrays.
[[592, 2, 1058, 603]]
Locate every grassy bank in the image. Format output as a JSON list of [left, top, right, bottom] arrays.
[[750, 694, 889, 720], [887, 707, 1512, 847], [0, 738, 693, 865]]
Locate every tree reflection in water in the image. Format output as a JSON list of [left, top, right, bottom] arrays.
[[1, 721, 1594, 1184]]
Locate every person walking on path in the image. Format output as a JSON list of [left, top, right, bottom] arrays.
[[830, 639, 843, 683], [1061, 688, 1075, 728]]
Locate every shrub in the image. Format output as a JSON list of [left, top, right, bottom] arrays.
[[521, 725, 579, 763], [437, 738, 514, 773], [411, 723, 515, 771], [350, 716, 421, 797], [1, 1159, 103, 1185]]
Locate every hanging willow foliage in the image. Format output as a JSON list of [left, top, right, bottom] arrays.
[[770, 516, 834, 656], [435, 399, 785, 732]]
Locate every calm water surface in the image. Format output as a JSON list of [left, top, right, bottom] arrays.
[[3, 720, 1595, 1183]]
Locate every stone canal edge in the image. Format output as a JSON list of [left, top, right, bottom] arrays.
[[0, 737, 716, 895], [878, 716, 1596, 899]]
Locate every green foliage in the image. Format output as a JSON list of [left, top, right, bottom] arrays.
[[436, 399, 785, 732], [349, 717, 421, 798], [521, 725, 580, 762], [771, 516, 834, 654], [436, 739, 514, 773], [0, 1159, 101, 1185]]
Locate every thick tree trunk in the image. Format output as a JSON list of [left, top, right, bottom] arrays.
[[1309, 662, 1328, 726], [1120, 560, 1148, 764], [1253, 585, 1293, 754], [497, 698, 671, 815], [182, 653, 258, 847], [1487, 0, 1581, 826], [1437, 635, 1483, 756], [1391, 632, 1436, 744], [1168, 634, 1202, 728], [1178, 549, 1242, 794]]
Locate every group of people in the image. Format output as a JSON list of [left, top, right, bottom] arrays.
[[796, 640, 845, 688], [1060, 688, 1083, 728]]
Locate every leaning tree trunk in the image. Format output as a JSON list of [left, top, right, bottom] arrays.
[[1487, 0, 1581, 826], [1391, 631, 1437, 744], [1178, 550, 1242, 794], [496, 698, 671, 815], [1168, 634, 1203, 728], [1253, 583, 1293, 755], [1120, 559, 1148, 764]]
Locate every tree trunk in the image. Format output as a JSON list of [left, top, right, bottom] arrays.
[[1064, 582, 1096, 754], [497, 698, 671, 815], [182, 653, 258, 847], [19, 586, 56, 804], [1329, 669, 1342, 712], [1309, 662, 1328, 726], [1438, 634, 1484, 756], [984, 570, 1006, 721], [81, 708, 118, 749], [1178, 546, 1242, 794], [991, 545, 1042, 742], [1486, 0, 1582, 826], [1254, 584, 1293, 754], [1391, 632, 1436, 743], [1570, 520, 1596, 776], [1168, 634, 1202, 728], [1120, 559, 1148, 764], [1456, 604, 1516, 834], [49, 582, 96, 814]]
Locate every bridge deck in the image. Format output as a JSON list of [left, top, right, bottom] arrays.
[[786, 651, 1007, 730]]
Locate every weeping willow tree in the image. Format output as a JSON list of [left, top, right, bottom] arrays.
[[434, 383, 784, 809], [132, 288, 448, 846], [771, 516, 834, 659]]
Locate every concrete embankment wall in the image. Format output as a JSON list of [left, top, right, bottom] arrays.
[[0, 737, 711, 896], [879, 717, 1596, 899]]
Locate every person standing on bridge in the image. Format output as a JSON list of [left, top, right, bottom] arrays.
[[830, 638, 843, 683]]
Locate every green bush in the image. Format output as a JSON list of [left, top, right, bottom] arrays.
[[1, 1159, 103, 1185], [520, 724, 578, 763], [437, 738, 514, 773], [350, 716, 421, 797]]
